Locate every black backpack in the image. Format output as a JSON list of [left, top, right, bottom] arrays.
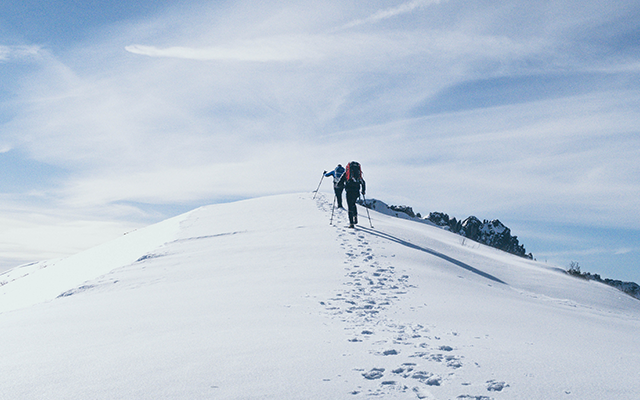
[[345, 161, 362, 190], [347, 161, 361, 181]]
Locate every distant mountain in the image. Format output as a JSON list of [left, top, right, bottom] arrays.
[[361, 199, 533, 259], [568, 264, 640, 300]]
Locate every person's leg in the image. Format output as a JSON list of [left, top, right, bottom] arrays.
[[334, 187, 344, 208], [346, 191, 358, 226]]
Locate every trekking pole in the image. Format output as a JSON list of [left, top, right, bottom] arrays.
[[313, 172, 325, 199], [361, 193, 374, 228], [329, 195, 336, 225]]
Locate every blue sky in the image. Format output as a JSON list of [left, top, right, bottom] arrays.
[[1, 0, 639, 283]]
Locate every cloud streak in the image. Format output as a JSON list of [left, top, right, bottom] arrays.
[[0, 45, 41, 62], [125, 35, 327, 62], [339, 0, 444, 30]]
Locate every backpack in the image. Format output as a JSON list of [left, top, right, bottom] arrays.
[[345, 161, 363, 192], [346, 161, 362, 181]]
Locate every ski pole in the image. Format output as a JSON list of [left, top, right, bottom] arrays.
[[361, 193, 374, 228], [313, 172, 325, 199], [329, 195, 336, 225]]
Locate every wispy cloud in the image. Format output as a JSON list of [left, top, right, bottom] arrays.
[[125, 35, 326, 62], [615, 248, 634, 255], [0, 199, 140, 269], [339, 0, 444, 30], [8, 0, 640, 222], [0, 45, 42, 62]]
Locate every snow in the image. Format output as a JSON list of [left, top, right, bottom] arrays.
[[1, 192, 639, 399]]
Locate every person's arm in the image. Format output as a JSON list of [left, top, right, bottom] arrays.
[[337, 173, 346, 186]]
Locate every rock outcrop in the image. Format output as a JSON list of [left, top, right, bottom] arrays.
[[359, 198, 532, 259], [428, 213, 532, 259]]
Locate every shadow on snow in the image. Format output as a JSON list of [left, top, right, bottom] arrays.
[[357, 226, 507, 285]]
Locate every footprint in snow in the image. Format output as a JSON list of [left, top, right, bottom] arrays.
[[410, 371, 442, 386], [486, 380, 509, 392], [362, 368, 385, 380], [413, 386, 436, 399]]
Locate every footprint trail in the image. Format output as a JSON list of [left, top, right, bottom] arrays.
[[314, 194, 509, 399]]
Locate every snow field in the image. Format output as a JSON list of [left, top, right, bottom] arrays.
[[1, 192, 639, 399]]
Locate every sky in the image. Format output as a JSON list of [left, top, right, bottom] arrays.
[[1, 0, 639, 282]]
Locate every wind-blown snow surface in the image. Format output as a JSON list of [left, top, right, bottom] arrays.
[[2, 193, 639, 399]]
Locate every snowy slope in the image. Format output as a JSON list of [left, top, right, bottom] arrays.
[[1, 193, 639, 400]]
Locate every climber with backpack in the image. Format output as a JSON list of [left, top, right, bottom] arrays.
[[323, 164, 346, 208], [338, 161, 366, 228]]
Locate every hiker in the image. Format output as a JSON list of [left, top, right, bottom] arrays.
[[338, 161, 366, 228], [324, 164, 346, 208]]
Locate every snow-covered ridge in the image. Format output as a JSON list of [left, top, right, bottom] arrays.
[[568, 266, 640, 300], [361, 198, 532, 259], [361, 197, 640, 301], [0, 210, 186, 313]]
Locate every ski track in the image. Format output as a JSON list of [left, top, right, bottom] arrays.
[[315, 194, 508, 399]]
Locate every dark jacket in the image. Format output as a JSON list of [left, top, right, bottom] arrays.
[[339, 173, 365, 195]]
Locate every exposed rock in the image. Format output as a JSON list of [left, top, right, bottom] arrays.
[[361, 199, 533, 259], [389, 205, 415, 218], [426, 212, 461, 232], [429, 213, 532, 259]]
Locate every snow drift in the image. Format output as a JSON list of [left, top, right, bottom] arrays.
[[1, 193, 639, 399]]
